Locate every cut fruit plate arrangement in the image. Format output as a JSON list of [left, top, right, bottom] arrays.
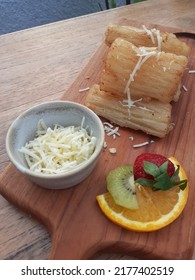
[[0, 21, 194, 260], [97, 153, 188, 232]]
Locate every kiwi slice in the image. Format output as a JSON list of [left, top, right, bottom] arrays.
[[107, 165, 138, 210]]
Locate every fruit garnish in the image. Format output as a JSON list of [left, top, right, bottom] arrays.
[[97, 157, 189, 232], [133, 153, 187, 191], [106, 165, 138, 210], [134, 153, 175, 179]]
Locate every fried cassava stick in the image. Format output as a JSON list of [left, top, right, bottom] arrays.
[[85, 84, 173, 138], [105, 24, 190, 57]]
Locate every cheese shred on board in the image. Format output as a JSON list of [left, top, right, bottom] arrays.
[[19, 119, 97, 174]]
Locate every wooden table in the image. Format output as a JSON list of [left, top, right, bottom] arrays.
[[0, 0, 195, 260]]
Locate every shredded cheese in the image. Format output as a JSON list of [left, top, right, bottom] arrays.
[[133, 140, 154, 148], [142, 25, 162, 51], [103, 122, 113, 128], [103, 122, 120, 138], [133, 141, 150, 148], [182, 85, 188, 92], [19, 119, 97, 174], [123, 45, 158, 109], [103, 141, 107, 148], [142, 25, 155, 44], [79, 87, 90, 92], [109, 148, 117, 154], [154, 29, 162, 51], [188, 70, 195, 74], [106, 126, 120, 137]]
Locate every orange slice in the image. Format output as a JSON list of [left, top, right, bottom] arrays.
[[96, 157, 189, 232]]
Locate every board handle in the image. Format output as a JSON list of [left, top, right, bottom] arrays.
[[49, 234, 106, 260]]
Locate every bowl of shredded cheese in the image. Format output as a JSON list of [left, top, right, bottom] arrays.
[[6, 101, 105, 189]]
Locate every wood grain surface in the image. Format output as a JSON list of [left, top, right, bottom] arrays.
[[0, 21, 194, 260], [0, 0, 195, 260]]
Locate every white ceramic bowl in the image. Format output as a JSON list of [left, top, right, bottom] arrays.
[[6, 101, 105, 189]]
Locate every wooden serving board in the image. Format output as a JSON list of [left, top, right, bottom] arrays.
[[0, 21, 195, 260]]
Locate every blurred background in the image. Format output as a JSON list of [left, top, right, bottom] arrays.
[[0, 0, 145, 35]]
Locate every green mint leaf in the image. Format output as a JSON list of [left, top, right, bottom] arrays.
[[171, 165, 180, 182], [136, 161, 187, 192], [143, 161, 161, 177], [159, 161, 168, 174], [170, 165, 187, 190], [135, 178, 155, 188], [177, 179, 187, 190], [154, 172, 175, 191]]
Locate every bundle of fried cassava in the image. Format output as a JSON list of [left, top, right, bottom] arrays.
[[84, 25, 189, 138]]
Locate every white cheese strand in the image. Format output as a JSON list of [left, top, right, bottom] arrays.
[[142, 25, 163, 51], [124, 56, 142, 94], [142, 25, 155, 44], [124, 46, 158, 108], [154, 29, 162, 51], [188, 70, 195, 74]]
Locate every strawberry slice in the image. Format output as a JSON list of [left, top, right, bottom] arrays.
[[133, 153, 175, 180]]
